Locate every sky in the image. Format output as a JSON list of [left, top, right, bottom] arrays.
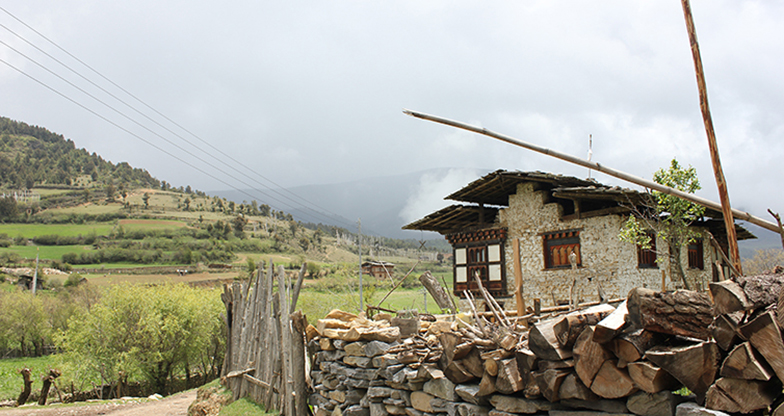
[[1, 1, 783, 237]]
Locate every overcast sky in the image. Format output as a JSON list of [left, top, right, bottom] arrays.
[[1, 1, 782, 235]]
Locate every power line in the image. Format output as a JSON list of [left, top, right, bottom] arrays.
[[0, 5, 355, 229], [0, 20, 372, 232]]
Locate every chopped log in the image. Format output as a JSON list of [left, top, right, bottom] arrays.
[[705, 377, 782, 414], [735, 272, 784, 309], [626, 361, 679, 394], [720, 342, 773, 381], [495, 357, 524, 394], [443, 360, 476, 384], [529, 316, 573, 361], [538, 359, 574, 370], [484, 357, 498, 377], [611, 329, 665, 364], [554, 304, 615, 348], [305, 324, 319, 342], [462, 348, 485, 378], [589, 360, 636, 399], [478, 371, 497, 396], [709, 279, 751, 315], [533, 368, 571, 402], [438, 332, 461, 367], [739, 311, 784, 382], [16, 368, 32, 406], [645, 341, 720, 402], [626, 288, 713, 339], [419, 271, 456, 312], [515, 346, 537, 387], [710, 313, 742, 351], [592, 300, 629, 344], [558, 372, 598, 401], [774, 399, 784, 416], [572, 326, 614, 388]]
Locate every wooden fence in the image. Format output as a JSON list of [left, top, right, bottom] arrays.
[[220, 262, 310, 416]]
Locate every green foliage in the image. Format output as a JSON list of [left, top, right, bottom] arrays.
[[57, 284, 225, 395], [0, 291, 50, 356], [743, 248, 784, 275], [651, 159, 706, 244], [0, 197, 18, 221]]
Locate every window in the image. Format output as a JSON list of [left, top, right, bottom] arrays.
[[543, 230, 581, 269], [449, 229, 506, 298], [688, 239, 704, 270], [637, 232, 657, 269]]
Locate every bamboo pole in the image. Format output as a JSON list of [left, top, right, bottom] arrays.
[[402, 109, 781, 235], [680, 0, 742, 275]]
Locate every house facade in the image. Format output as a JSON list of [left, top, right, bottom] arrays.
[[361, 261, 395, 279], [404, 170, 753, 309]]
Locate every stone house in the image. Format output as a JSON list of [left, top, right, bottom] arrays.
[[403, 170, 754, 309]]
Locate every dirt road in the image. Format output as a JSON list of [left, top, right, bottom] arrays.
[[0, 390, 196, 416]]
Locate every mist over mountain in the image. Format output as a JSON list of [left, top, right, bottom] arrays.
[[213, 168, 489, 239]]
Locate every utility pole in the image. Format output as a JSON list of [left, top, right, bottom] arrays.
[[358, 218, 363, 312], [681, 0, 742, 275]]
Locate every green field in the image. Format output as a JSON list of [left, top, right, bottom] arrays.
[[0, 244, 92, 261], [0, 355, 73, 401], [0, 223, 113, 238]]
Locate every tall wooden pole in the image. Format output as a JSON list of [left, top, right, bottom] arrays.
[[681, 0, 742, 275]]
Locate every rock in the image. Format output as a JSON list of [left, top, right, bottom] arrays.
[[675, 402, 730, 416], [373, 354, 401, 368], [370, 402, 390, 416], [367, 387, 396, 402], [346, 342, 369, 356], [454, 402, 491, 416], [549, 411, 635, 416], [343, 404, 370, 416], [410, 391, 435, 413], [561, 398, 629, 414], [627, 391, 687, 416], [345, 356, 373, 368], [455, 383, 488, 406], [488, 394, 556, 414], [423, 378, 457, 401], [366, 341, 392, 357]]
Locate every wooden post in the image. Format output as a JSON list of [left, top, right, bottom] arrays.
[[16, 368, 32, 406], [513, 238, 525, 319], [680, 0, 742, 275]]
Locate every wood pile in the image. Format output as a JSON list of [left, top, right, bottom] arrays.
[[308, 271, 784, 416]]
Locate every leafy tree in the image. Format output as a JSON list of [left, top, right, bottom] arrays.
[[183, 197, 191, 211], [233, 215, 247, 239], [58, 284, 225, 395], [0, 196, 18, 221], [743, 248, 784, 275], [142, 192, 150, 209], [619, 159, 705, 288], [106, 183, 116, 201]]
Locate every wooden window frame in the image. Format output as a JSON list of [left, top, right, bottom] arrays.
[[449, 229, 507, 298], [637, 232, 658, 269], [688, 238, 704, 270], [542, 230, 581, 270]]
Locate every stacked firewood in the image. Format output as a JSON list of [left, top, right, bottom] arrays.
[[308, 271, 784, 416]]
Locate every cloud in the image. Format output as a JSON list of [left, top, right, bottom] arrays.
[[399, 168, 484, 225]]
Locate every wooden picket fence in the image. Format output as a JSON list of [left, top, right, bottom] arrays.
[[220, 263, 310, 416]]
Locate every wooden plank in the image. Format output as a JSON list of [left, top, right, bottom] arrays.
[[513, 238, 525, 319]]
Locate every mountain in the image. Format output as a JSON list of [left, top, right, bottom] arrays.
[[213, 168, 490, 239], [0, 117, 159, 190]]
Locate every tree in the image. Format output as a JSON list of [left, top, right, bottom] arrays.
[[232, 215, 247, 239], [105, 183, 116, 201], [58, 284, 225, 395], [0, 196, 18, 221], [142, 192, 150, 209], [183, 197, 191, 211], [619, 159, 706, 289]]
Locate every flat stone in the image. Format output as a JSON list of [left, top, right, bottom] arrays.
[[455, 383, 488, 406], [367, 387, 396, 401], [310, 393, 331, 408], [404, 407, 425, 416], [488, 410, 521, 416], [549, 411, 635, 416], [379, 363, 405, 379], [489, 394, 556, 414], [386, 404, 407, 415], [675, 402, 730, 416], [424, 378, 457, 401], [347, 367, 380, 380], [562, 398, 628, 414], [370, 402, 390, 416], [365, 341, 392, 357], [346, 377, 371, 389], [343, 404, 371, 416], [345, 356, 373, 368], [345, 389, 366, 405], [411, 391, 436, 413], [346, 341, 369, 356], [454, 403, 491, 416], [330, 390, 348, 403], [334, 340, 348, 350], [627, 391, 687, 416], [374, 354, 401, 368]]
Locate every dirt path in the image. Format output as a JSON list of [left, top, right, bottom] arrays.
[[0, 390, 196, 416]]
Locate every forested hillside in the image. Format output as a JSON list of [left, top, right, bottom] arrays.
[[0, 117, 159, 190]]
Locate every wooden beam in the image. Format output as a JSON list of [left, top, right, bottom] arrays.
[[402, 109, 782, 235]]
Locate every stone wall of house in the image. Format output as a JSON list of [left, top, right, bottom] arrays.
[[493, 182, 713, 309]]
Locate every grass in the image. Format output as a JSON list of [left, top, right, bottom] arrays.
[[0, 244, 92, 261], [0, 223, 113, 238], [221, 397, 278, 415], [0, 355, 63, 401]]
